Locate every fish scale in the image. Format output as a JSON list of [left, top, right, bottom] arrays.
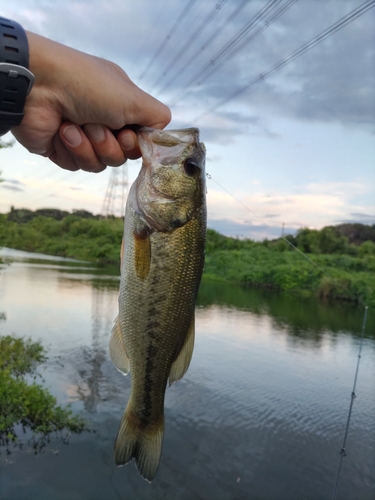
[[109, 127, 206, 481]]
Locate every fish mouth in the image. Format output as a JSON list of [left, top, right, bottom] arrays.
[[138, 127, 203, 167], [138, 127, 201, 148]]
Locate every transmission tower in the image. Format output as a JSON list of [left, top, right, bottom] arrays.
[[101, 163, 129, 218]]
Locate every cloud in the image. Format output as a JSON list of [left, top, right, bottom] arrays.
[[4, 179, 24, 185], [337, 213, 375, 225], [1, 178, 25, 192], [1, 184, 24, 192], [1, 0, 373, 230], [206, 179, 374, 238], [350, 212, 375, 219], [164, 1, 374, 129], [8, 0, 373, 132]]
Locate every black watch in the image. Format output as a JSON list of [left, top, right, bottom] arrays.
[[0, 17, 34, 136]]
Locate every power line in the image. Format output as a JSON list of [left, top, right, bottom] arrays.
[[196, 0, 298, 85], [156, 0, 253, 97], [139, 0, 198, 81], [169, 0, 295, 106], [134, 0, 172, 63], [152, 0, 228, 94], [194, 0, 375, 120], [190, 0, 282, 82]]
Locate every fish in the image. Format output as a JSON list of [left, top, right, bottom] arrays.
[[109, 126, 206, 481]]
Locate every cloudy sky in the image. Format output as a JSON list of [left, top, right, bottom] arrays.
[[0, 0, 374, 239]]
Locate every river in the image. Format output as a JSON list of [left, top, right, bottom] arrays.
[[0, 247, 374, 500]]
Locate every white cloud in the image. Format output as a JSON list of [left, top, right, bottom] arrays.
[[206, 180, 374, 236]]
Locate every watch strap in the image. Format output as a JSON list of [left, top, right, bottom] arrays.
[[0, 17, 34, 136]]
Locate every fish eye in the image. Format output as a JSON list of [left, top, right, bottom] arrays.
[[183, 157, 200, 176]]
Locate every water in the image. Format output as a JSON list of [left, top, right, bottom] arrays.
[[0, 247, 374, 500]]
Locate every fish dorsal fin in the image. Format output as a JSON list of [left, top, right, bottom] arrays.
[[109, 316, 130, 375], [134, 228, 151, 281], [168, 314, 195, 386]]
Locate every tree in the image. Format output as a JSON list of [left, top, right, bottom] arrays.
[[0, 138, 14, 149], [0, 137, 14, 187]]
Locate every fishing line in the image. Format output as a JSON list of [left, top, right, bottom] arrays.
[[331, 306, 369, 500], [205, 172, 329, 276], [205, 172, 371, 500]]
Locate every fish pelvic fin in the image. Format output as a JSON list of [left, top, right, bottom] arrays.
[[114, 408, 164, 482], [169, 314, 195, 386], [109, 316, 130, 375]]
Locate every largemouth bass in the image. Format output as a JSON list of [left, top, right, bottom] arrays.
[[110, 127, 206, 481]]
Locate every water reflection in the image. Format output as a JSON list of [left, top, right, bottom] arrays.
[[198, 279, 375, 342], [0, 248, 374, 500], [57, 278, 122, 413]]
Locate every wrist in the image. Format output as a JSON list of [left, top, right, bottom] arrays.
[[0, 17, 34, 136]]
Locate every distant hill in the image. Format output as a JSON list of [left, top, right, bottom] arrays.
[[6, 207, 98, 223]]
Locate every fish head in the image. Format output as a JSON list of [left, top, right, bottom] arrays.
[[135, 127, 206, 232]]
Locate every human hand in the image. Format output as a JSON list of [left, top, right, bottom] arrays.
[[11, 32, 171, 172]]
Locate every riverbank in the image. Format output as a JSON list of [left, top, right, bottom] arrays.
[[1, 212, 374, 306]]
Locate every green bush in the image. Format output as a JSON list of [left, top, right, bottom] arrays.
[[0, 335, 89, 451]]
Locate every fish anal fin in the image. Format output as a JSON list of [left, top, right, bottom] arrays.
[[114, 406, 164, 482], [134, 228, 151, 281], [109, 316, 130, 375], [169, 315, 195, 386]]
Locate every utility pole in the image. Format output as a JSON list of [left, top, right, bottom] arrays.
[[101, 164, 129, 218]]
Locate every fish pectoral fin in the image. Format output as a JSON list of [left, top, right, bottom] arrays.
[[109, 316, 130, 375], [134, 227, 151, 281], [168, 314, 195, 386]]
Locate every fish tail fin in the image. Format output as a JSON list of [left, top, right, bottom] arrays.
[[114, 407, 164, 482]]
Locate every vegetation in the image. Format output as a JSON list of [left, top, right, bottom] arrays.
[[0, 209, 123, 263], [0, 334, 89, 453], [204, 228, 375, 306], [0, 208, 374, 305], [0, 138, 14, 150]]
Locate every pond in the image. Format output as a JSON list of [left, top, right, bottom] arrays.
[[0, 247, 374, 500]]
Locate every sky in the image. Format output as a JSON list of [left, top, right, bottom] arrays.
[[0, 0, 374, 239]]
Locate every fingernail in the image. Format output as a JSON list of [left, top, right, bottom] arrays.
[[85, 124, 105, 143], [63, 126, 82, 147], [120, 133, 136, 151]]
